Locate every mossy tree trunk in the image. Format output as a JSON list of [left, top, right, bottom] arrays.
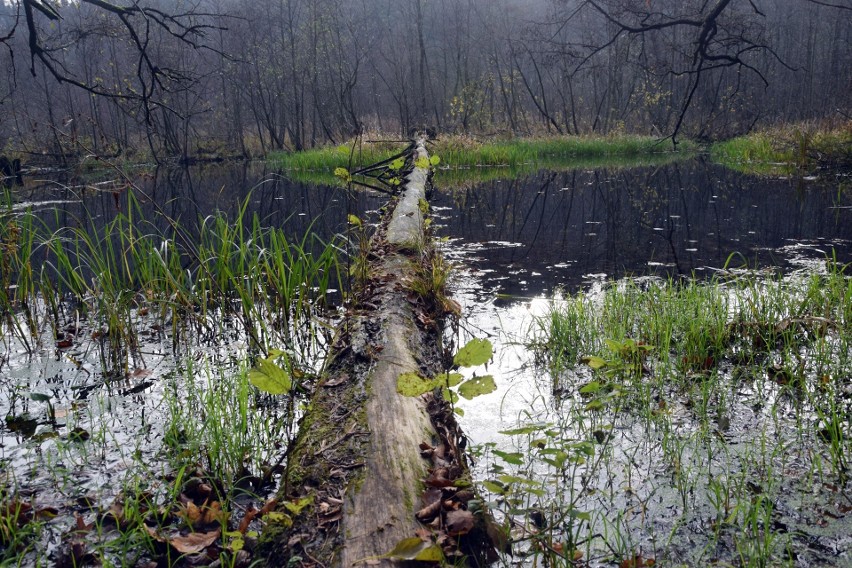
[[258, 137, 453, 566]]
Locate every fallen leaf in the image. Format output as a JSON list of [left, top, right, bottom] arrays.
[[130, 368, 151, 379], [323, 374, 349, 387], [380, 537, 445, 562], [445, 510, 474, 536], [143, 523, 166, 542], [421, 487, 442, 507], [415, 499, 442, 522], [238, 506, 258, 534], [72, 513, 94, 534], [170, 528, 221, 554], [259, 498, 278, 516]]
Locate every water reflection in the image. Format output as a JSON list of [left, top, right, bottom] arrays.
[[433, 158, 851, 296], [10, 161, 382, 245]]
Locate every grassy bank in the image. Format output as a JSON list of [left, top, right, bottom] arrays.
[[270, 134, 695, 186], [496, 264, 852, 566], [711, 119, 852, 175]]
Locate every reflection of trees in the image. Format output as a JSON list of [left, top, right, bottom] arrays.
[[435, 161, 852, 294]]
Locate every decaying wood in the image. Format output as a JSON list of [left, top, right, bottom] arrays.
[[257, 136, 497, 567]]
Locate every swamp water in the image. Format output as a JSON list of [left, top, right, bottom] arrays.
[[1, 158, 851, 565], [433, 159, 852, 567]]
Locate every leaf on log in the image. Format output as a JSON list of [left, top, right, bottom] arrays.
[[446, 510, 474, 536], [379, 537, 445, 562], [397, 371, 435, 397]]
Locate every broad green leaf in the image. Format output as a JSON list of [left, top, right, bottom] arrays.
[[499, 423, 549, 436], [568, 509, 591, 521], [454, 407, 465, 417], [584, 399, 604, 411], [441, 387, 459, 404], [283, 496, 313, 515], [264, 511, 292, 527], [414, 156, 430, 169], [347, 214, 362, 227], [397, 372, 435, 397], [493, 449, 524, 465], [581, 356, 608, 370], [228, 536, 244, 552], [457, 375, 497, 400], [389, 157, 405, 171], [336, 144, 349, 154], [440, 372, 464, 387], [482, 480, 505, 495], [453, 338, 493, 367], [579, 381, 601, 394], [267, 348, 287, 359], [380, 537, 444, 562], [429, 155, 441, 166], [249, 358, 291, 394]]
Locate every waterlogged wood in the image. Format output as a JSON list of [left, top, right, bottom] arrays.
[[340, 257, 436, 567], [343, 137, 436, 566], [257, 137, 442, 567], [386, 137, 429, 249]]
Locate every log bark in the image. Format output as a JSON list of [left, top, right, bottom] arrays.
[[257, 137, 448, 567]]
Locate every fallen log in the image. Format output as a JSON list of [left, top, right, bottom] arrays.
[[257, 137, 500, 566]]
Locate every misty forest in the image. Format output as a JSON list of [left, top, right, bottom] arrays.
[[1, 1, 851, 567]]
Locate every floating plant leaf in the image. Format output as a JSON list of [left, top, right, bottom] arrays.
[[414, 156, 430, 169], [454, 338, 493, 367], [457, 375, 496, 400], [429, 155, 441, 166], [249, 358, 291, 395], [389, 157, 405, 171]]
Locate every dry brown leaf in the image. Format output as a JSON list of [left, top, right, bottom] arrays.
[[170, 528, 221, 554], [143, 523, 166, 542], [200, 501, 226, 525], [323, 373, 349, 387], [71, 513, 94, 534], [238, 506, 258, 534], [445, 510, 474, 536], [259, 498, 278, 516], [415, 499, 442, 522], [421, 487, 442, 507]]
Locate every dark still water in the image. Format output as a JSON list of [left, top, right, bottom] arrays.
[[431, 158, 852, 296], [11, 161, 383, 246]]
